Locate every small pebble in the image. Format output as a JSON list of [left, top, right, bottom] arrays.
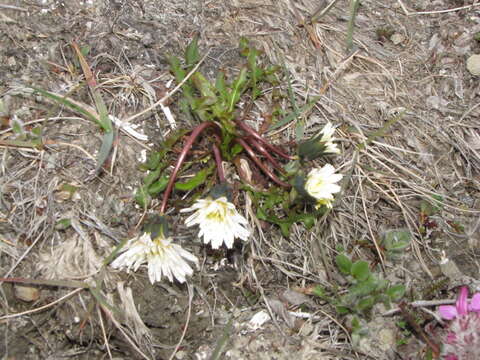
[[466, 54, 480, 75], [14, 284, 40, 302], [390, 33, 404, 45], [175, 350, 186, 359]]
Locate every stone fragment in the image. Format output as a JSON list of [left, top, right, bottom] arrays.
[[466, 54, 480, 75], [14, 284, 40, 302]]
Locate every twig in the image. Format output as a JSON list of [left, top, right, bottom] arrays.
[[0, 288, 84, 320], [169, 283, 193, 360], [47, 142, 96, 161], [397, 0, 480, 16], [358, 174, 385, 269], [2, 229, 46, 279], [125, 49, 211, 123], [309, 0, 341, 23], [0, 4, 28, 11], [383, 298, 456, 316], [97, 305, 113, 360]]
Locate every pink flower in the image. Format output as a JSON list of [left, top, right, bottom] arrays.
[[439, 287, 480, 320], [437, 286, 480, 360]]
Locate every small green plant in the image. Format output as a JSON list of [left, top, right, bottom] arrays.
[[8, 117, 43, 148], [333, 253, 405, 316], [381, 229, 411, 260], [134, 37, 342, 238], [396, 320, 413, 346], [418, 195, 443, 236]]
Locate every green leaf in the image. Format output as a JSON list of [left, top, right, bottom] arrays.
[[420, 198, 442, 216], [311, 285, 325, 298], [383, 230, 411, 252], [215, 71, 229, 103], [335, 254, 353, 275], [376, 278, 389, 291], [167, 56, 195, 102], [336, 305, 350, 315], [31, 87, 101, 127], [269, 96, 320, 131], [91, 87, 112, 132], [351, 316, 361, 330], [55, 218, 72, 230], [143, 169, 162, 186], [230, 143, 244, 157], [247, 47, 261, 99], [11, 119, 24, 135], [356, 296, 375, 312], [256, 207, 292, 237], [135, 186, 150, 208], [147, 175, 169, 195], [228, 68, 248, 112], [351, 260, 371, 281], [185, 35, 200, 66], [387, 284, 406, 301], [168, 55, 186, 82], [95, 130, 114, 173], [31, 126, 42, 136], [141, 152, 161, 171], [349, 277, 378, 297], [239, 37, 250, 55], [346, 0, 360, 52], [359, 110, 405, 150], [175, 165, 214, 191], [191, 72, 217, 106], [144, 167, 162, 187], [80, 45, 91, 57]]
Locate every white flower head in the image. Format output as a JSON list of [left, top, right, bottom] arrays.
[[318, 122, 340, 154], [304, 164, 343, 209], [111, 232, 198, 284], [181, 196, 250, 249], [298, 123, 340, 161]]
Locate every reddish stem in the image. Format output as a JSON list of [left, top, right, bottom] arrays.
[[212, 143, 225, 183], [235, 138, 291, 188], [245, 136, 285, 174], [160, 122, 219, 214], [235, 120, 295, 161]]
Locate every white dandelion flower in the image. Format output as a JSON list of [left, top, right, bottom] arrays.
[[318, 122, 340, 154], [181, 196, 250, 249], [111, 232, 198, 284], [298, 123, 340, 160], [304, 164, 343, 209]]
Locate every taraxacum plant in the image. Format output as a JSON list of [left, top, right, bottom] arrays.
[[110, 37, 344, 283]]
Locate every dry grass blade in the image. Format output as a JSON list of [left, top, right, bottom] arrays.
[[0, 288, 84, 321], [72, 42, 114, 172], [0, 277, 90, 289], [97, 305, 113, 360], [169, 283, 193, 360], [100, 303, 152, 360]]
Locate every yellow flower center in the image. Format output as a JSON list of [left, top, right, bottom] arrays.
[[207, 201, 229, 220]]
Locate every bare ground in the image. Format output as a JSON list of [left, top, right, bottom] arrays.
[[1, 0, 480, 359]]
